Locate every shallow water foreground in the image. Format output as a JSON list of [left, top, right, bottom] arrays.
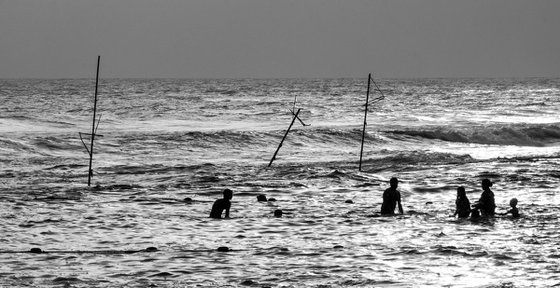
[[1, 168, 559, 288]]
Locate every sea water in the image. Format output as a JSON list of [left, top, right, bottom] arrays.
[[0, 78, 559, 287]]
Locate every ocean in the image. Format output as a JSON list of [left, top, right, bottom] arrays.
[[1, 78, 559, 287]]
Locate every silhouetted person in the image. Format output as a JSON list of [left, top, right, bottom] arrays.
[[500, 198, 520, 218], [210, 188, 233, 219], [274, 209, 283, 217], [453, 186, 471, 218], [381, 177, 404, 215], [257, 194, 267, 202], [472, 178, 496, 216]]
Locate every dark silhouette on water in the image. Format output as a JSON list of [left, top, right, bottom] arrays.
[[210, 189, 233, 219], [359, 73, 385, 171], [381, 177, 404, 215], [257, 194, 267, 202], [30, 248, 42, 254], [453, 186, 471, 218], [268, 108, 301, 167], [500, 198, 520, 218], [472, 178, 496, 216], [78, 55, 103, 187]]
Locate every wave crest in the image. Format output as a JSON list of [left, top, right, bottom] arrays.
[[388, 124, 560, 146]]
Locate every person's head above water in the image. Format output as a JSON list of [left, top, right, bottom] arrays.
[[481, 178, 493, 190], [457, 186, 466, 198], [223, 188, 233, 200], [509, 198, 518, 207], [389, 177, 399, 189]]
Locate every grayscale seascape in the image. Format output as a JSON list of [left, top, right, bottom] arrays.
[[2, 1, 560, 287], [1, 78, 559, 287]]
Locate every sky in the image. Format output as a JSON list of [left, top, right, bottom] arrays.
[[1, 0, 559, 78]]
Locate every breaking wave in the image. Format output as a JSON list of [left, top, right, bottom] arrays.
[[387, 123, 560, 146]]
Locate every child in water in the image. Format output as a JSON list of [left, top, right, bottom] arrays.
[[453, 186, 471, 218], [500, 198, 520, 218]]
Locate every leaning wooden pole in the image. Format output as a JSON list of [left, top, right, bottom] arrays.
[[87, 56, 101, 186], [268, 108, 301, 167], [359, 74, 371, 171]]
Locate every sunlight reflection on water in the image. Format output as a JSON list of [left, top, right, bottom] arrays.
[[1, 78, 560, 287]]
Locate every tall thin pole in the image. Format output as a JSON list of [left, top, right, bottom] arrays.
[[88, 56, 100, 186], [269, 108, 301, 167], [359, 74, 371, 171]]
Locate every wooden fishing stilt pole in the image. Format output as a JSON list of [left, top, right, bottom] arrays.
[[87, 56, 101, 186], [359, 74, 371, 171], [268, 108, 301, 167], [290, 96, 310, 126]]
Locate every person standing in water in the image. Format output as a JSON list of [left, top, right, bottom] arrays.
[[381, 177, 404, 215], [453, 186, 471, 218], [472, 178, 496, 216], [210, 188, 233, 219]]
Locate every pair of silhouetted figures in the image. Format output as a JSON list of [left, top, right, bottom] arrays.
[[207, 177, 405, 218], [209, 188, 283, 219], [208, 178, 519, 219], [454, 178, 519, 219]]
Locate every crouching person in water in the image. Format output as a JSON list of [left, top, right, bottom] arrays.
[[453, 186, 471, 218], [210, 188, 233, 219], [381, 177, 404, 215]]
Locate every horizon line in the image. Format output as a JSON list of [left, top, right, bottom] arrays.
[[1, 75, 558, 81]]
